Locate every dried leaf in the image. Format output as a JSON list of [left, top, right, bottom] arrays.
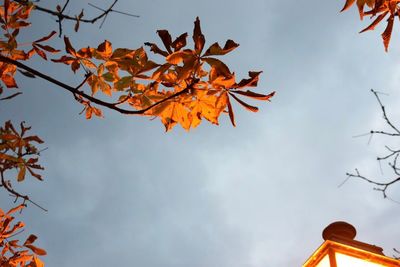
[[382, 15, 394, 51], [193, 17, 205, 54], [226, 96, 235, 127], [33, 31, 57, 43], [2, 74, 18, 88], [34, 43, 60, 53], [144, 42, 169, 57], [229, 92, 259, 112], [203, 40, 239, 56], [340, 0, 356, 12], [230, 90, 275, 101], [171, 32, 188, 51], [24, 244, 46, 256], [157, 30, 173, 54], [63, 36, 76, 55], [359, 11, 388, 33]]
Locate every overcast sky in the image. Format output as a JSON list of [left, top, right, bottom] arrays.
[[1, 0, 400, 266]]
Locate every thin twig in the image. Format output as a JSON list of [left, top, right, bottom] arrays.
[[0, 171, 48, 212]]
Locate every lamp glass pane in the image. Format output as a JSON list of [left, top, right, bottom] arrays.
[[336, 252, 387, 267], [315, 254, 330, 267]]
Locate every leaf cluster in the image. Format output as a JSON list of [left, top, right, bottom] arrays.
[[341, 0, 400, 51], [52, 17, 275, 130], [0, 204, 45, 267], [0, 1, 59, 90], [0, 121, 44, 183]]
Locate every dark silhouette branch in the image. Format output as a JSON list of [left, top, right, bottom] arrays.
[[13, 0, 138, 36], [0, 55, 190, 115], [0, 170, 47, 212], [343, 89, 400, 200], [0, 92, 22, 101]]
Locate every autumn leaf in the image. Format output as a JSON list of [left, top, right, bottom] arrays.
[[171, 32, 188, 51], [229, 92, 259, 112], [193, 17, 205, 54], [342, 0, 400, 51], [203, 40, 239, 56], [157, 30, 173, 54], [381, 15, 394, 51]]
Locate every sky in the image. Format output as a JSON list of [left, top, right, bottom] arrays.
[[1, 0, 400, 266]]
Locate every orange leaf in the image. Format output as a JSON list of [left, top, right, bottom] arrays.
[[17, 165, 26, 182], [96, 40, 112, 59], [33, 256, 45, 267], [230, 90, 275, 101], [202, 57, 231, 77], [2, 74, 18, 88], [6, 204, 25, 215], [166, 50, 194, 65]]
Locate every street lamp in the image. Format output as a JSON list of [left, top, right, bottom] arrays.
[[303, 221, 400, 267]]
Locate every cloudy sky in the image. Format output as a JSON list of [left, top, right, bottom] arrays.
[[1, 0, 400, 266]]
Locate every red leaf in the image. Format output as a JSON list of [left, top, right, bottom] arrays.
[[230, 90, 275, 101], [25, 244, 47, 256], [235, 71, 262, 88], [64, 36, 76, 55], [226, 96, 235, 127], [157, 30, 173, 54], [33, 31, 57, 43], [229, 92, 259, 112], [382, 15, 394, 52], [34, 44, 60, 53], [33, 46, 47, 60], [340, 0, 355, 12], [24, 234, 37, 246], [144, 42, 169, 57], [359, 11, 388, 33]]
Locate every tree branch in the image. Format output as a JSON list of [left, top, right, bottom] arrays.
[[0, 55, 190, 115], [0, 170, 47, 212], [13, 0, 138, 36], [345, 89, 400, 200]]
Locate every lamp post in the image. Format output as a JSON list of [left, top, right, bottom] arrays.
[[303, 221, 400, 267]]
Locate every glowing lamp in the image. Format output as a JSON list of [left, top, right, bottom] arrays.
[[303, 222, 400, 267]]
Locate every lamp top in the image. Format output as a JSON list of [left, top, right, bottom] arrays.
[[322, 221, 357, 240], [321, 221, 384, 255]]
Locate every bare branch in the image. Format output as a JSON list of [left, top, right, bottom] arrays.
[[0, 171, 47, 212], [346, 89, 400, 200], [0, 92, 22, 101], [13, 0, 138, 36]]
